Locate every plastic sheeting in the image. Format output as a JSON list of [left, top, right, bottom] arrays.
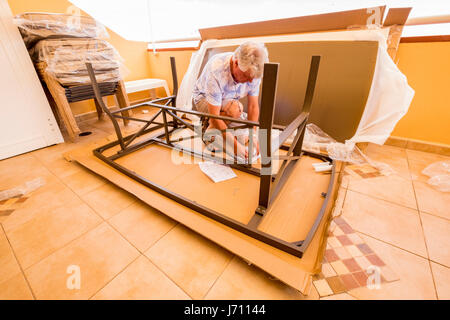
[[14, 12, 108, 49], [176, 28, 414, 147], [422, 161, 450, 192], [14, 13, 125, 86], [303, 123, 394, 175], [30, 38, 125, 85], [0, 178, 45, 202]]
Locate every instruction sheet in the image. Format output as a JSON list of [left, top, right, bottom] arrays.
[[198, 161, 237, 183]]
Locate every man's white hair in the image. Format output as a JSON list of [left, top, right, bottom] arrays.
[[233, 41, 269, 79]]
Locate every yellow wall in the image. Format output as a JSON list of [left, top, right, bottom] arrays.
[[147, 50, 195, 97], [7, 0, 152, 115], [392, 41, 450, 145], [147, 43, 450, 146]]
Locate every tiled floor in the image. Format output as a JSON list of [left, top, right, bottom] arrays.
[[313, 217, 400, 298], [0, 110, 449, 300]]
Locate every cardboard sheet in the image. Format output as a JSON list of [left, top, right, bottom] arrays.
[[66, 133, 342, 293]]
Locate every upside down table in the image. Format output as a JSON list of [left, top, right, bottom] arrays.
[[66, 56, 342, 293]]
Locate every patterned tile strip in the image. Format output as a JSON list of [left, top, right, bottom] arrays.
[[313, 217, 399, 298]]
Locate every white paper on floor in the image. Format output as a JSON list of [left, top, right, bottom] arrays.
[[198, 161, 237, 183]]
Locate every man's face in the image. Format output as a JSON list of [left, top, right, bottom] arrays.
[[232, 59, 254, 83]]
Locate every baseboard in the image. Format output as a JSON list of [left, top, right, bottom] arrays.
[[386, 136, 450, 156]]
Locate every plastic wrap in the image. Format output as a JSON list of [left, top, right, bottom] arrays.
[[30, 38, 126, 85], [14, 12, 108, 49], [303, 124, 394, 175], [422, 161, 450, 192], [176, 28, 414, 146], [0, 178, 45, 201]]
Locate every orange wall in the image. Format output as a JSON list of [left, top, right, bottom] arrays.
[[147, 42, 450, 146], [392, 41, 450, 145], [147, 50, 195, 97], [7, 0, 152, 115]]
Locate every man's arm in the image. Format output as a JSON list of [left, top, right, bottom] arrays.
[[247, 95, 260, 123], [207, 102, 248, 158]]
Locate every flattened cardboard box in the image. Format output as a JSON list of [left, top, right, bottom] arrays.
[[66, 140, 341, 294]]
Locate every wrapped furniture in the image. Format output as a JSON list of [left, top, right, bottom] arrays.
[[15, 13, 131, 142]]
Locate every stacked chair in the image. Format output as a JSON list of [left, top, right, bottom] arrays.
[[15, 13, 131, 141]]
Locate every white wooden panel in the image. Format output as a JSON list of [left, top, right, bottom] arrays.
[[0, 0, 63, 160]]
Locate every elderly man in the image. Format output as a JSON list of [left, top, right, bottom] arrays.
[[192, 41, 269, 159]]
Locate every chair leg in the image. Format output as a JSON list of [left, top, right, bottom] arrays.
[[93, 97, 106, 120], [44, 74, 80, 142], [116, 80, 131, 125]]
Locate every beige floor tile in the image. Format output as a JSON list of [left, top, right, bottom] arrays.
[[331, 224, 344, 236], [347, 233, 364, 244], [90, 117, 142, 136], [320, 292, 356, 300], [81, 183, 136, 220], [92, 255, 190, 300], [32, 141, 79, 164], [61, 166, 107, 196], [43, 157, 83, 179], [70, 125, 111, 146], [313, 279, 333, 297], [327, 236, 342, 248], [342, 191, 427, 257], [0, 152, 36, 174], [349, 234, 436, 299], [420, 212, 450, 267], [145, 225, 233, 299], [364, 144, 410, 179], [334, 247, 352, 260], [109, 201, 176, 252], [7, 199, 102, 269], [430, 262, 450, 300], [330, 261, 349, 275], [0, 154, 54, 192], [406, 149, 449, 163], [2, 178, 81, 233], [321, 263, 337, 277], [347, 245, 364, 258], [348, 175, 417, 209], [354, 256, 372, 271], [0, 227, 21, 284], [205, 257, 318, 300], [413, 181, 450, 220], [408, 159, 434, 182], [0, 273, 34, 300], [25, 223, 139, 299]]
